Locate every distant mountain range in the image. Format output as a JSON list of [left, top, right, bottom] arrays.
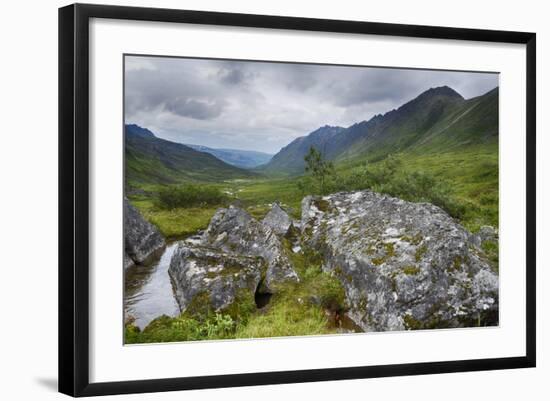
[[259, 86, 498, 174], [185, 144, 273, 169], [125, 124, 254, 185], [125, 85, 498, 184]]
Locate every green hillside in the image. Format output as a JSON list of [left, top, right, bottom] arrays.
[[261, 86, 498, 174], [125, 124, 255, 186]]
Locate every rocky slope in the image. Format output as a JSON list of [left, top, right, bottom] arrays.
[[300, 190, 498, 331], [124, 198, 165, 269]]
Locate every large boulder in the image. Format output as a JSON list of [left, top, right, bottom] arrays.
[[200, 206, 298, 292], [169, 243, 265, 314], [262, 203, 293, 236], [124, 198, 165, 267], [168, 206, 299, 316], [301, 190, 498, 332]]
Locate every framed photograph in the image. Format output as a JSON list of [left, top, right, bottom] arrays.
[[58, 3, 536, 397]]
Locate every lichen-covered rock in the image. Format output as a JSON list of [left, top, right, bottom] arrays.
[[124, 198, 165, 267], [301, 190, 499, 332], [169, 243, 265, 313], [201, 206, 298, 292], [262, 203, 293, 236]]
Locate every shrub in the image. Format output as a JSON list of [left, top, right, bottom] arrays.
[[154, 184, 228, 209], [304, 146, 336, 195], [376, 170, 467, 219], [298, 153, 468, 219], [124, 312, 237, 344]]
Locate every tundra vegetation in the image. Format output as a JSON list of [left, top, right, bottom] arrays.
[[124, 85, 499, 343]]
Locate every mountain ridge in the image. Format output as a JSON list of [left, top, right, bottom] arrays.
[[257, 125, 345, 173], [260, 85, 498, 174], [125, 124, 254, 185]]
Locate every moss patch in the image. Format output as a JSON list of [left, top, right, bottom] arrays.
[[415, 245, 428, 262], [372, 242, 396, 265], [403, 314, 423, 330], [313, 198, 331, 212], [402, 265, 421, 275], [401, 233, 423, 245]]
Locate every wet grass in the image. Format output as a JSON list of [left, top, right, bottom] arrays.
[[130, 199, 217, 239]]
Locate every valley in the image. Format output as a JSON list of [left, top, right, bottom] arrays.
[[124, 85, 499, 343]]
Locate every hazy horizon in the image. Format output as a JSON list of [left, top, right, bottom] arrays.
[[125, 55, 498, 154]]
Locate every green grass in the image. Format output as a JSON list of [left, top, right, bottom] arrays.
[[128, 177, 306, 238], [154, 184, 228, 209], [398, 145, 498, 231], [125, 128, 255, 185], [235, 297, 331, 338], [332, 144, 498, 232], [125, 312, 238, 344], [129, 143, 498, 239], [481, 239, 499, 271], [124, 142, 498, 343], [230, 178, 305, 220], [130, 199, 218, 239], [235, 242, 347, 339], [124, 240, 347, 343]]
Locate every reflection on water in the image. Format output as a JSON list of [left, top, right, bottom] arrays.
[[124, 242, 181, 329]]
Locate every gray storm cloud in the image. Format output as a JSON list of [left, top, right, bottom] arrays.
[[124, 56, 498, 154]]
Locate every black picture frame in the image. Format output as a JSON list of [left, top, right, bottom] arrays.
[[58, 3, 536, 397]]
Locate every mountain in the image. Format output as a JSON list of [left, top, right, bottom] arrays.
[[185, 144, 273, 169], [125, 124, 254, 185], [261, 86, 498, 174], [257, 125, 345, 173]]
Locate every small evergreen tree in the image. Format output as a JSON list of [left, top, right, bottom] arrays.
[[304, 146, 334, 195]]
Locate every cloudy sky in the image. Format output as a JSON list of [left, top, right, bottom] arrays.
[[125, 56, 498, 154]]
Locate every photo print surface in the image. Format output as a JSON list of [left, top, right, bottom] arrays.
[[123, 55, 499, 344]]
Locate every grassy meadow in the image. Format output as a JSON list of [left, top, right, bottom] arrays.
[[127, 143, 498, 240], [125, 143, 498, 344]]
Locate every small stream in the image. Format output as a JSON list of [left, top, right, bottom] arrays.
[[124, 241, 363, 334], [124, 242, 181, 330]]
